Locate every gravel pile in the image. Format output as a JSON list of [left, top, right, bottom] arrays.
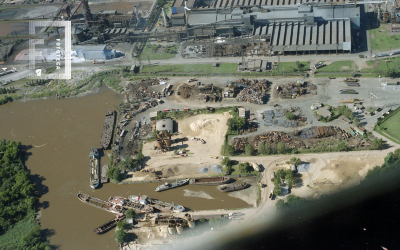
[[198, 167, 209, 174], [210, 164, 223, 173], [297, 163, 311, 172]]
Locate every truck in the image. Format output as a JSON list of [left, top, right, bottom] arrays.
[[314, 62, 326, 69], [339, 89, 357, 94], [187, 78, 197, 83], [344, 78, 359, 82]]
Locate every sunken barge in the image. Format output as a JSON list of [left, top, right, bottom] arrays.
[[100, 110, 115, 149]]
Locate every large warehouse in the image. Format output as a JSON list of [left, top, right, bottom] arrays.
[[186, 3, 360, 54]]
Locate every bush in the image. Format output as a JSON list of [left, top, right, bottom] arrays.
[[258, 142, 266, 155], [275, 199, 286, 210], [372, 138, 384, 150], [245, 144, 254, 155], [353, 117, 360, 126], [225, 145, 235, 156], [277, 142, 286, 154], [285, 112, 296, 120]]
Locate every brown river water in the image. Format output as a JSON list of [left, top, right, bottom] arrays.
[[0, 88, 249, 249]]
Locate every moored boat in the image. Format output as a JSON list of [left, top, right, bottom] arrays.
[[128, 195, 186, 213], [189, 177, 231, 186], [155, 178, 190, 192], [77, 193, 123, 214], [89, 147, 100, 189], [109, 196, 153, 213], [93, 214, 125, 235], [218, 182, 249, 192], [100, 110, 115, 149]]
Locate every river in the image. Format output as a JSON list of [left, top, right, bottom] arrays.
[[0, 88, 250, 249]]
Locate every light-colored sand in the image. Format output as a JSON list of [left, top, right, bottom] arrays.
[[183, 189, 215, 200]]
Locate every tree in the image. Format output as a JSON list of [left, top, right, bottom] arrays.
[[275, 199, 286, 210], [245, 144, 254, 155], [285, 170, 295, 189], [273, 185, 283, 196], [221, 157, 232, 167], [286, 195, 306, 208], [285, 112, 296, 120], [225, 145, 235, 156], [258, 141, 266, 155], [277, 142, 286, 154], [238, 162, 251, 173], [372, 138, 384, 150], [353, 117, 360, 126], [125, 209, 136, 219], [265, 143, 272, 155], [115, 229, 127, 245]]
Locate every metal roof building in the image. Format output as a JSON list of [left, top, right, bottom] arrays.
[[156, 118, 174, 132], [187, 4, 359, 53], [74, 45, 116, 60]]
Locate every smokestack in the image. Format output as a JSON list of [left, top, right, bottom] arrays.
[[162, 7, 167, 27]]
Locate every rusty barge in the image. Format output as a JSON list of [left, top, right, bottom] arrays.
[[77, 193, 123, 214], [189, 177, 231, 186], [100, 110, 115, 149], [93, 214, 125, 235]]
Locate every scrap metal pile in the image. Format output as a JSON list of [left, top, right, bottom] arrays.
[[231, 125, 358, 153], [178, 83, 222, 102], [235, 79, 271, 105], [274, 81, 317, 99], [125, 78, 166, 103]]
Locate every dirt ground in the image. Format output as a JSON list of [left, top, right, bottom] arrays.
[[89, 1, 153, 14], [132, 112, 231, 181], [0, 23, 29, 36]]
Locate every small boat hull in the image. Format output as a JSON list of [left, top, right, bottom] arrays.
[[155, 178, 190, 192], [218, 183, 249, 192]]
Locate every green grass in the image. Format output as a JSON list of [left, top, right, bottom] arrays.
[[0, 211, 37, 249], [141, 43, 179, 60], [369, 27, 400, 51], [366, 60, 375, 66], [378, 108, 400, 143], [361, 57, 400, 73], [315, 60, 357, 72], [273, 61, 309, 75], [141, 63, 237, 74]]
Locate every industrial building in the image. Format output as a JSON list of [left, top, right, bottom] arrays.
[[73, 45, 116, 60], [156, 118, 174, 132], [186, 4, 359, 54]]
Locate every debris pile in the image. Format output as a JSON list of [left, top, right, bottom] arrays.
[[253, 131, 292, 148], [231, 137, 249, 151], [300, 126, 338, 139], [235, 79, 271, 105], [274, 80, 317, 99]]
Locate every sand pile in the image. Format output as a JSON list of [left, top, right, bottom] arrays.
[[190, 119, 220, 131], [183, 189, 214, 199]]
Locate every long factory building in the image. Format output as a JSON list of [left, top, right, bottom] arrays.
[[186, 3, 360, 54]]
